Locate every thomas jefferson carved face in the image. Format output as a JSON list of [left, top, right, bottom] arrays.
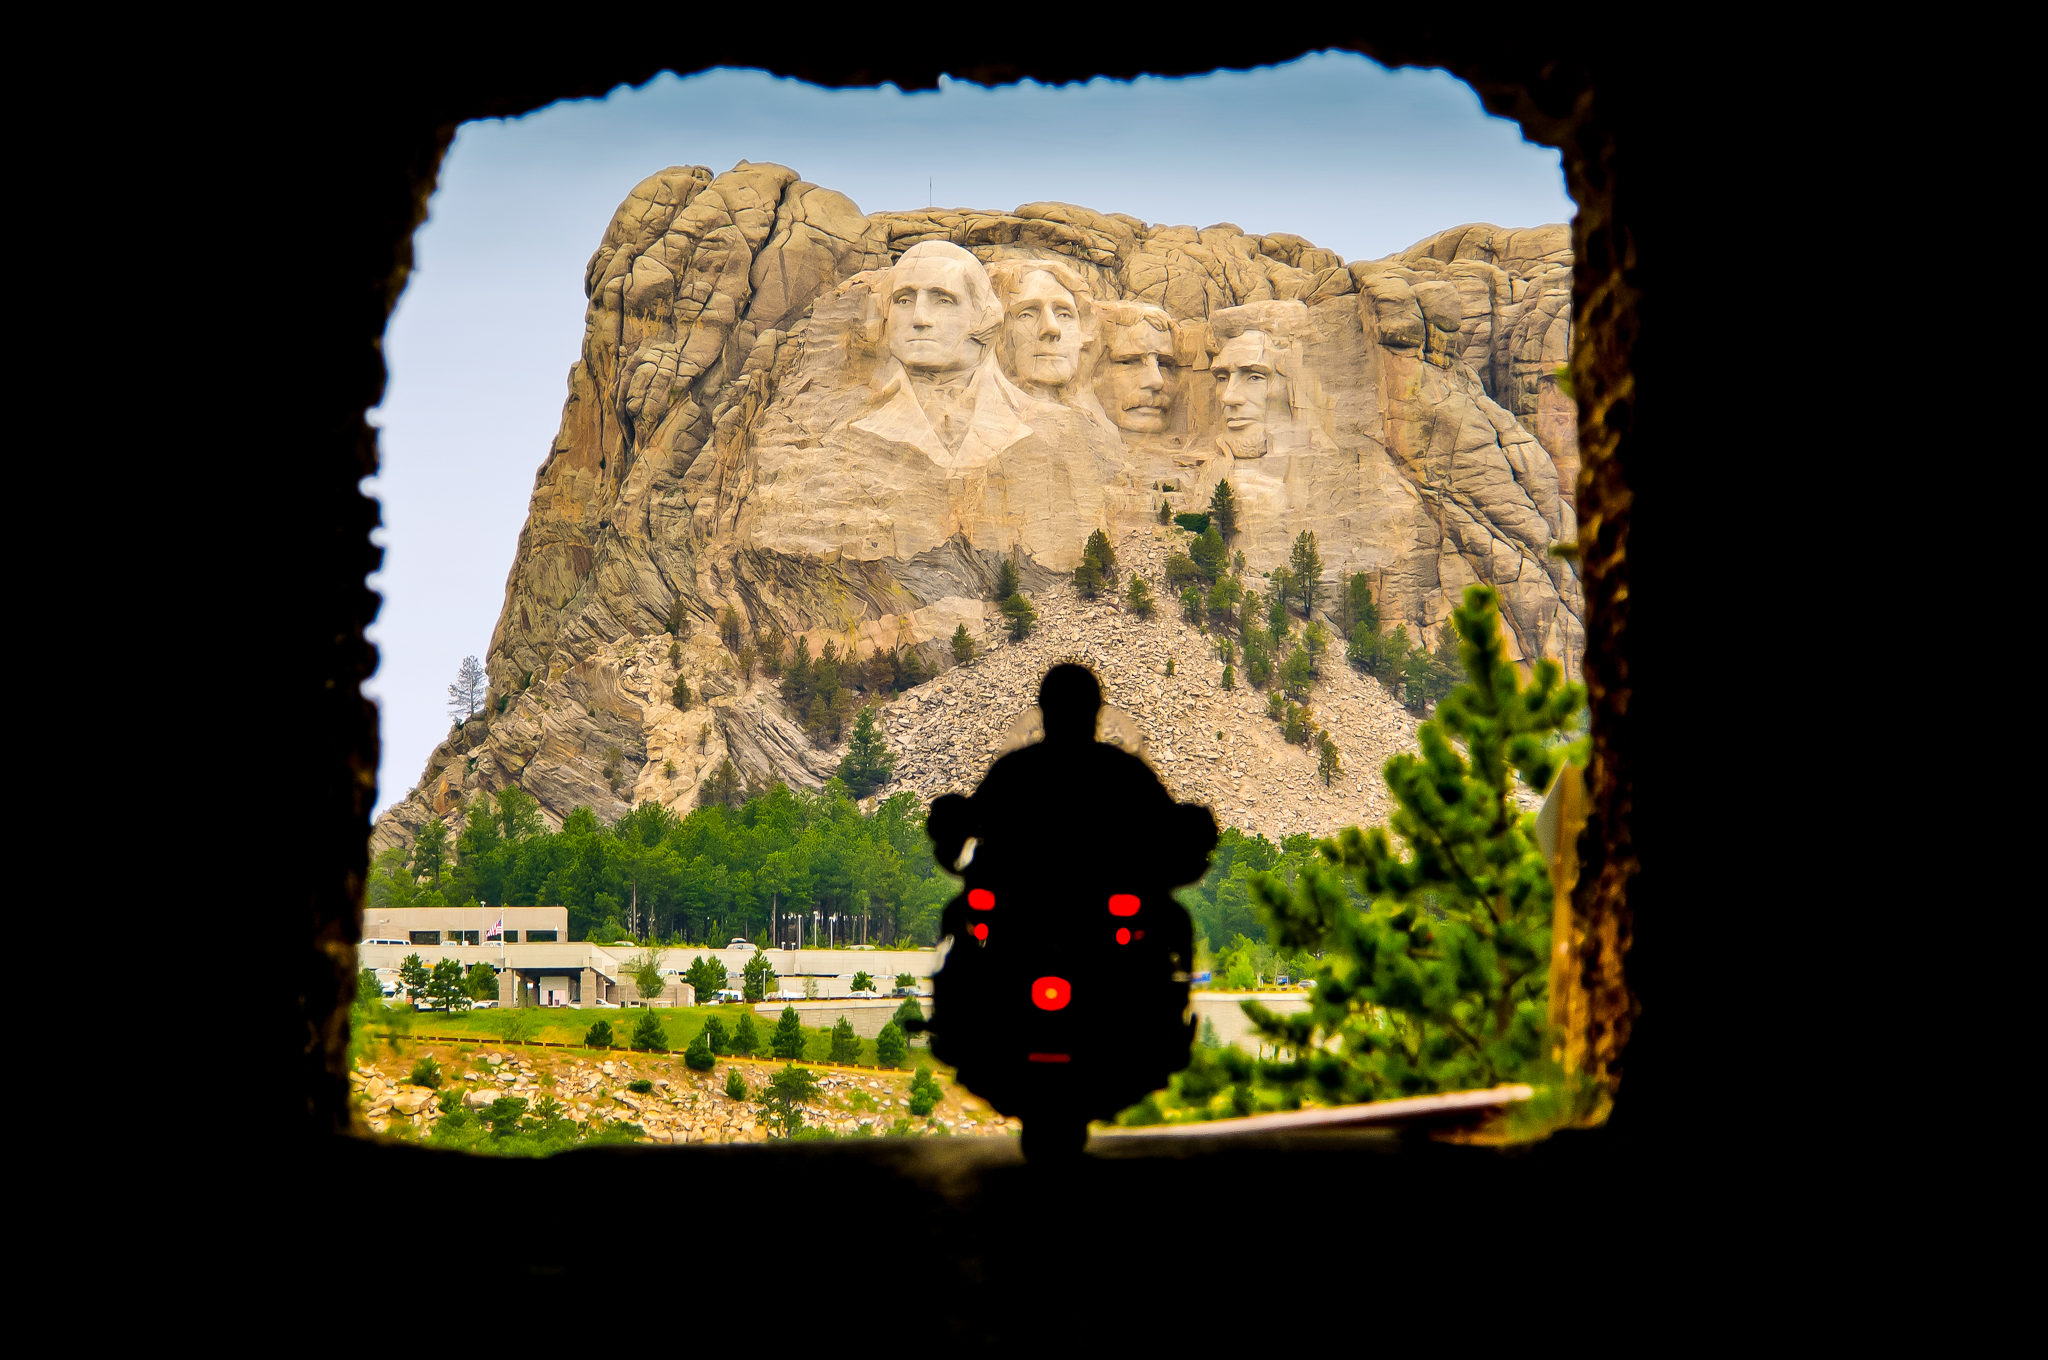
[[885, 252, 987, 377], [1214, 332, 1280, 455], [1104, 313, 1178, 433], [1004, 270, 1083, 390]]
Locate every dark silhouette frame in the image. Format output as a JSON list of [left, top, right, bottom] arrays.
[[237, 27, 1722, 1309]]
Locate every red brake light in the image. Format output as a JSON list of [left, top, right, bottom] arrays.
[[969, 889, 995, 911], [1031, 976, 1071, 1010], [971, 923, 988, 941], [1027, 1052, 1071, 1063], [1115, 927, 1131, 945], [1108, 893, 1140, 917]]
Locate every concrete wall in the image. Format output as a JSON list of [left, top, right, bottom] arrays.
[[1190, 991, 1312, 1051], [752, 998, 930, 1042], [642, 946, 945, 998]]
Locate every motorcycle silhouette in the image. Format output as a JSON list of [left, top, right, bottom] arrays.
[[923, 664, 1218, 1159]]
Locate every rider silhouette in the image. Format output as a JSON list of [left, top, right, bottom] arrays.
[[926, 663, 1218, 1157]]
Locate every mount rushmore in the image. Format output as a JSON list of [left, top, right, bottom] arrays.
[[372, 160, 1581, 850]]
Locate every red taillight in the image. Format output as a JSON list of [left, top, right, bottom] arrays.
[[1027, 1052, 1071, 1063], [969, 888, 995, 911], [971, 923, 988, 941], [1031, 976, 1071, 1010], [1115, 927, 1131, 945], [1108, 893, 1140, 917]]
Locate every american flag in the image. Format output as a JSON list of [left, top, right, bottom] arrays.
[[485, 917, 503, 941]]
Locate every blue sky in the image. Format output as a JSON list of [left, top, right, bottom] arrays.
[[366, 53, 1572, 814]]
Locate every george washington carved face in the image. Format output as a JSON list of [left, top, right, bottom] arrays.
[[882, 242, 1000, 378]]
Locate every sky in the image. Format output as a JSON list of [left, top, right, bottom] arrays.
[[366, 52, 1572, 815]]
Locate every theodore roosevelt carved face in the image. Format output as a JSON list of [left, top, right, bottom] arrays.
[[1100, 304, 1179, 433], [882, 242, 1001, 378]]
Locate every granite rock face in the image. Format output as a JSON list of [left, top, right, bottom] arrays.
[[373, 165, 1580, 853]]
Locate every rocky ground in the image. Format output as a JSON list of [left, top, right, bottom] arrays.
[[352, 1046, 1017, 1144], [869, 523, 1422, 843]]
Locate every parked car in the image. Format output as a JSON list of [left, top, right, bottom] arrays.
[[727, 938, 752, 949], [848, 989, 880, 999], [713, 989, 746, 1003]]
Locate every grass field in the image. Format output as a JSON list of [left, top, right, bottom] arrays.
[[355, 1001, 929, 1071]]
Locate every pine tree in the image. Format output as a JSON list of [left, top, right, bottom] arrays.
[[826, 686, 853, 740], [1156, 499, 1173, 525], [667, 596, 693, 638], [1222, 664, 1236, 690], [703, 1015, 731, 1054], [583, 1019, 616, 1050], [448, 655, 487, 723], [743, 950, 775, 1001], [1267, 574, 1294, 632], [1165, 655, 1176, 677], [1289, 531, 1323, 617], [720, 605, 743, 651], [1073, 557, 1104, 597], [771, 1005, 806, 1059], [724, 1066, 748, 1099], [828, 1016, 861, 1065], [875, 1020, 909, 1068], [805, 692, 830, 738], [762, 1063, 823, 1137], [684, 1028, 716, 1071], [1266, 690, 1287, 722], [410, 819, 449, 887], [668, 639, 682, 668], [993, 558, 1020, 600], [1000, 593, 1038, 639], [1281, 646, 1314, 699], [1316, 730, 1341, 786], [758, 627, 786, 676], [699, 758, 743, 809], [671, 675, 691, 710], [781, 635, 814, 706], [1208, 480, 1238, 540], [1244, 584, 1586, 1105], [837, 705, 897, 796], [1124, 574, 1155, 617], [729, 1011, 760, 1057], [908, 1065, 942, 1117], [1191, 524, 1228, 582], [1083, 529, 1118, 585], [398, 952, 431, 1004], [631, 1007, 667, 1052]]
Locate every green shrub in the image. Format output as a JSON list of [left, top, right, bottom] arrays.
[[728, 1012, 759, 1057], [724, 1067, 748, 1100], [406, 1056, 442, 1089], [583, 1019, 615, 1050], [627, 1079, 653, 1094], [703, 1014, 730, 1055], [684, 1030, 716, 1071], [1173, 512, 1210, 536], [875, 1021, 909, 1068]]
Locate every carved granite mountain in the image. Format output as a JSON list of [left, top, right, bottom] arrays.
[[372, 163, 1580, 852]]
